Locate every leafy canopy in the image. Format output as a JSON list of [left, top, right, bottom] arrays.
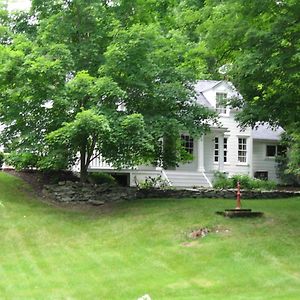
[[0, 0, 217, 179]]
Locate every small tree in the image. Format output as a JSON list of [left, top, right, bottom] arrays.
[[46, 110, 154, 182], [46, 110, 110, 182]]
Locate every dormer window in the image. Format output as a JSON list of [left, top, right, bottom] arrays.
[[216, 92, 227, 114]]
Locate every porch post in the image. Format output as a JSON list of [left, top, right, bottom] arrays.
[[248, 136, 253, 177], [197, 135, 205, 172], [218, 134, 224, 172]]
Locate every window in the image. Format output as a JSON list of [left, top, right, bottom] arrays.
[[238, 138, 247, 163], [216, 92, 227, 114], [266, 145, 286, 157], [214, 137, 228, 162], [254, 171, 268, 180], [224, 137, 228, 162], [214, 137, 219, 162], [181, 134, 194, 154], [266, 145, 276, 157]]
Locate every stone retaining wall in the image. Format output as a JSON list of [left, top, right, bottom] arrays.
[[42, 181, 300, 205], [42, 181, 137, 205], [137, 188, 300, 199]]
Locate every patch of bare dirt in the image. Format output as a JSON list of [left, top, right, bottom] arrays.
[[182, 225, 231, 246], [189, 227, 210, 239]]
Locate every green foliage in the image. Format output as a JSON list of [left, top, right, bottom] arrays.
[[203, 0, 300, 125], [47, 110, 110, 149], [87, 172, 116, 185], [213, 172, 277, 190], [212, 171, 230, 189], [0, 1, 217, 181], [137, 175, 170, 190], [286, 131, 300, 178], [102, 113, 155, 168], [0, 151, 4, 168], [276, 133, 300, 185], [102, 23, 216, 167], [47, 109, 111, 181], [5, 152, 39, 171], [202, 0, 300, 177]]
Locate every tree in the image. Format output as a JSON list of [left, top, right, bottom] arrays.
[[46, 110, 110, 182], [0, 1, 217, 180], [101, 23, 216, 168], [201, 0, 300, 177]]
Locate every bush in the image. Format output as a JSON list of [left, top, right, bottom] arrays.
[[0, 152, 4, 169], [138, 175, 169, 189], [213, 172, 233, 189], [254, 178, 276, 190], [5, 152, 39, 170], [213, 172, 277, 190], [87, 172, 116, 185], [42, 170, 79, 184]]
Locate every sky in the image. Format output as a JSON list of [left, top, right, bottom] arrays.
[[7, 0, 31, 11]]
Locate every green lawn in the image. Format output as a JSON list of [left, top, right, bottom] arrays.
[[1, 172, 300, 300]]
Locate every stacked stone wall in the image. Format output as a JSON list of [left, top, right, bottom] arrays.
[[43, 181, 300, 205]]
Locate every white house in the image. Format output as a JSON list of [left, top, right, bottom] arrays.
[[88, 80, 284, 187]]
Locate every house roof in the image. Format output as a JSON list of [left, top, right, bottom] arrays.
[[195, 92, 212, 107], [194, 79, 241, 108], [194, 80, 222, 108], [195, 80, 222, 92], [252, 125, 284, 141]]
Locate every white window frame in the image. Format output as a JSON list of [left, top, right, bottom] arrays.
[[215, 92, 228, 115], [214, 137, 219, 162], [181, 134, 194, 154], [224, 137, 228, 163], [238, 138, 247, 163], [214, 137, 228, 163]]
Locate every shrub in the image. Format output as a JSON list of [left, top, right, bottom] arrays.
[[213, 172, 233, 189], [87, 172, 116, 185], [138, 175, 169, 189], [0, 152, 4, 169], [231, 175, 253, 190], [253, 178, 276, 190], [213, 172, 277, 190], [5, 152, 39, 170], [42, 170, 79, 184]]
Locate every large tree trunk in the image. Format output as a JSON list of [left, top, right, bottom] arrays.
[[80, 149, 88, 183], [162, 133, 178, 170], [79, 138, 97, 183]]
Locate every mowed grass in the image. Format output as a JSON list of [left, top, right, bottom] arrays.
[[0, 172, 300, 300]]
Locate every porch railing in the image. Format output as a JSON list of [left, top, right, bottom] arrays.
[[88, 155, 113, 169]]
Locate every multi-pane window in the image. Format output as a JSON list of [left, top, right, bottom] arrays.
[[216, 93, 227, 114], [266, 145, 286, 157], [224, 138, 228, 162], [266, 145, 276, 157], [214, 137, 219, 162], [238, 138, 247, 163], [214, 137, 228, 162], [181, 134, 194, 154]]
